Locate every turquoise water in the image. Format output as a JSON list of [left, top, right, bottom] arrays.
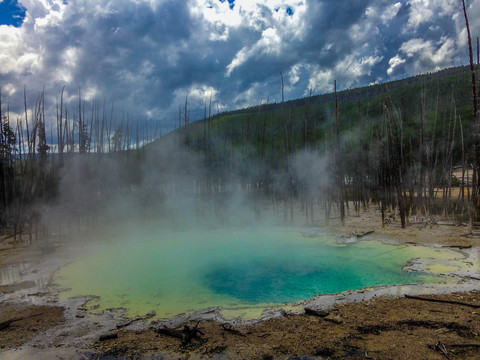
[[58, 228, 449, 318]]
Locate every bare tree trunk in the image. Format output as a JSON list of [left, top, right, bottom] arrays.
[[418, 84, 426, 215], [334, 80, 345, 226], [462, 0, 479, 233], [457, 115, 466, 212], [58, 86, 65, 166], [477, 37, 479, 65], [280, 73, 290, 223], [385, 86, 406, 228], [184, 93, 189, 146]]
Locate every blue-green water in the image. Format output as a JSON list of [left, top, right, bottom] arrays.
[[57, 228, 451, 318]]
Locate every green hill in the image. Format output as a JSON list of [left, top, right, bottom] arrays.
[[138, 64, 478, 226], [155, 64, 471, 182]]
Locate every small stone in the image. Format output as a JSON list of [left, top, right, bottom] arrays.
[[144, 311, 156, 318]]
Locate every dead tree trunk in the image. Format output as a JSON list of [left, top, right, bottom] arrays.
[[334, 80, 345, 226], [462, 0, 479, 233]]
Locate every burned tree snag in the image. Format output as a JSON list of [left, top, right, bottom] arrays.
[[385, 86, 406, 228], [462, 0, 479, 233], [155, 322, 205, 346], [334, 80, 345, 226]]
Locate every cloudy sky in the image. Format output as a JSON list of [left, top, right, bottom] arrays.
[[1, 0, 480, 130]]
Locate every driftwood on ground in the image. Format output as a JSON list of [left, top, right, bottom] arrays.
[[445, 343, 480, 348], [463, 275, 480, 281], [0, 313, 42, 331], [304, 307, 330, 317], [352, 230, 374, 238], [116, 311, 156, 329], [221, 323, 246, 337], [155, 322, 205, 345], [435, 221, 468, 227], [405, 295, 480, 308], [445, 244, 473, 249], [430, 341, 480, 359], [99, 332, 118, 341]]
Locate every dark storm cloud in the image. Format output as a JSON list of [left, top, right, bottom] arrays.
[[0, 0, 479, 129]]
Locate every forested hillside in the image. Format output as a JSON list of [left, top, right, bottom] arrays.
[[0, 65, 478, 240], [165, 65, 477, 227]]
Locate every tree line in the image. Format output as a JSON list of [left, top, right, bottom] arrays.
[[1, 68, 480, 239], [0, 87, 162, 243]]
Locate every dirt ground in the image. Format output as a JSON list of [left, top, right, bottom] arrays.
[[91, 292, 480, 360], [1, 207, 480, 359], [0, 303, 64, 349]]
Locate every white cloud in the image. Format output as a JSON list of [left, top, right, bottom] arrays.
[[308, 52, 383, 93], [382, 2, 402, 23], [400, 37, 455, 64], [0, 0, 476, 130], [225, 26, 282, 76], [387, 55, 406, 75], [288, 64, 301, 85], [2, 83, 16, 96], [406, 0, 457, 30], [307, 68, 334, 94], [0, 23, 42, 76], [225, 46, 249, 77], [366, 2, 402, 25], [230, 81, 267, 109], [194, 0, 242, 27], [260, 27, 281, 54], [182, 84, 218, 103], [389, 36, 457, 75], [222, 0, 308, 76]]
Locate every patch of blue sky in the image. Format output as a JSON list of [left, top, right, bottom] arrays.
[[0, 0, 26, 27], [275, 6, 294, 16], [218, 0, 235, 10]]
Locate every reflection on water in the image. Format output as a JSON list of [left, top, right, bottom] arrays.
[[0, 262, 32, 286]]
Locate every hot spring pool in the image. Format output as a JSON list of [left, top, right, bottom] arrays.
[[57, 228, 462, 319]]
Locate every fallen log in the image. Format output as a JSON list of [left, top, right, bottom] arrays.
[[26, 292, 49, 297], [0, 313, 42, 331], [429, 342, 480, 359], [436, 221, 466, 226], [445, 245, 473, 249], [446, 343, 480, 348], [221, 323, 246, 337], [155, 322, 204, 345], [0, 319, 16, 331], [466, 275, 480, 281], [304, 307, 329, 317], [431, 341, 450, 359], [99, 332, 118, 341], [397, 319, 469, 331], [156, 327, 183, 339], [352, 230, 374, 238], [116, 311, 156, 329], [405, 295, 480, 308]]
